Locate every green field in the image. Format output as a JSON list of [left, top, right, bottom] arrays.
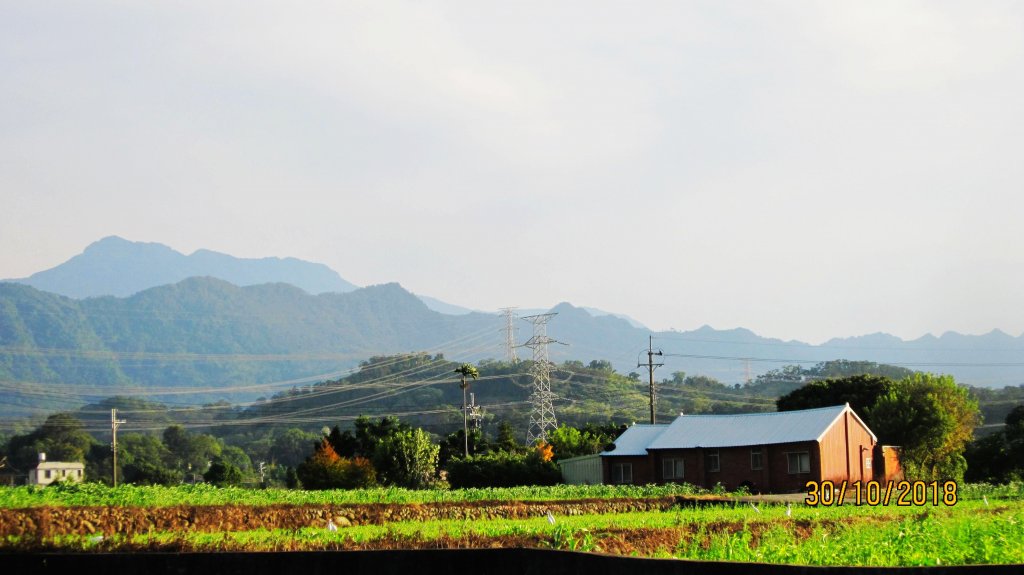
[[3, 482, 1023, 567], [0, 482, 712, 507]]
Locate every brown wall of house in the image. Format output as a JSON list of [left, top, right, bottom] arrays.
[[762, 441, 819, 493], [651, 447, 767, 491], [818, 411, 876, 484], [602, 455, 655, 485], [648, 442, 819, 493], [650, 450, 702, 486]]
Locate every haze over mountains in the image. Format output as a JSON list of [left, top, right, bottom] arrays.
[[1, 237, 1023, 418]]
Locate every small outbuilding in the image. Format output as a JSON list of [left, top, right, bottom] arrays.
[[557, 454, 604, 485], [601, 404, 890, 493]]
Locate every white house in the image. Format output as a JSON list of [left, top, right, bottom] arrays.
[[28, 453, 84, 485]]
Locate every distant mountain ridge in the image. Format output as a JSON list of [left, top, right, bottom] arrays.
[[0, 278, 499, 414], [2, 237, 1024, 423], [6, 236, 359, 298]]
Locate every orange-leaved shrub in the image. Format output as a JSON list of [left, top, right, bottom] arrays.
[[296, 438, 377, 489]]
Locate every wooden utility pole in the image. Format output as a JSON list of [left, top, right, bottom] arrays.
[[639, 336, 663, 424], [111, 408, 126, 487]]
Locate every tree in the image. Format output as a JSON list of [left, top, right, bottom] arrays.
[[965, 405, 1024, 483], [868, 373, 979, 481], [351, 416, 410, 459], [372, 428, 440, 489], [218, 445, 253, 478], [494, 420, 522, 453], [776, 374, 896, 415], [285, 466, 300, 489], [107, 433, 180, 486], [439, 429, 488, 466], [162, 425, 222, 476], [1005, 405, 1024, 448], [268, 428, 320, 468], [455, 363, 480, 458], [296, 438, 377, 490], [6, 413, 96, 472], [204, 458, 244, 486]]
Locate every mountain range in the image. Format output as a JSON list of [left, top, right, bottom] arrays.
[[2, 237, 1023, 418]]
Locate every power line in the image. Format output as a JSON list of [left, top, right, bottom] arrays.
[[661, 352, 1024, 368]]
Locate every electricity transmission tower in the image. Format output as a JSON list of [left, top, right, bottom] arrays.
[[500, 307, 519, 363], [521, 313, 564, 444]]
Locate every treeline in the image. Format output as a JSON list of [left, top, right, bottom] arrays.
[[3, 353, 1021, 487], [0, 410, 624, 490]]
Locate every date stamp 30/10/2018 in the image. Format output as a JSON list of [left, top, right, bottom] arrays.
[[804, 480, 959, 507]]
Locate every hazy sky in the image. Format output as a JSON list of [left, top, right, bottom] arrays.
[[3, 1, 1023, 344]]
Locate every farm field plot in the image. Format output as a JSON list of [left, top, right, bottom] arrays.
[[2, 483, 1023, 567]]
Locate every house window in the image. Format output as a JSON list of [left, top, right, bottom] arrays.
[[750, 447, 763, 470], [45, 470, 51, 479], [787, 452, 810, 474], [663, 457, 684, 481], [705, 450, 720, 472], [611, 463, 633, 484], [865, 457, 872, 470]]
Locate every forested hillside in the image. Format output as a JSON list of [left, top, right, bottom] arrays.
[[0, 280, 496, 414]]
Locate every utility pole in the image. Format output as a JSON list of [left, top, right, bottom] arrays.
[[110, 408, 126, 487], [500, 307, 519, 363], [462, 377, 469, 457], [521, 313, 565, 444], [455, 364, 479, 457], [638, 336, 663, 424]]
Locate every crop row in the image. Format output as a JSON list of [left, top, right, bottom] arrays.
[[3, 481, 1021, 509], [0, 482, 713, 508], [5, 502, 1021, 567]]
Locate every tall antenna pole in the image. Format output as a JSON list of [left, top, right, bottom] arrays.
[[521, 313, 564, 444], [638, 336, 664, 424], [110, 408, 126, 487], [500, 307, 519, 363]]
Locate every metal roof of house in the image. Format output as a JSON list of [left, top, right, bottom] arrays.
[[601, 424, 669, 456], [646, 404, 870, 450]]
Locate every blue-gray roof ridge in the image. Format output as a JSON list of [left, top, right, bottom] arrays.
[[601, 424, 669, 456], [646, 404, 867, 450], [664, 404, 848, 419]]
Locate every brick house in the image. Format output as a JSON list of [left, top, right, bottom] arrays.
[[601, 404, 892, 493], [602, 424, 668, 486]]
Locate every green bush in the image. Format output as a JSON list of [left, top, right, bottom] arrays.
[[445, 451, 562, 488], [204, 459, 244, 487]]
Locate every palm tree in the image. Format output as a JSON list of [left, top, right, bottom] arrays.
[[454, 363, 480, 457]]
